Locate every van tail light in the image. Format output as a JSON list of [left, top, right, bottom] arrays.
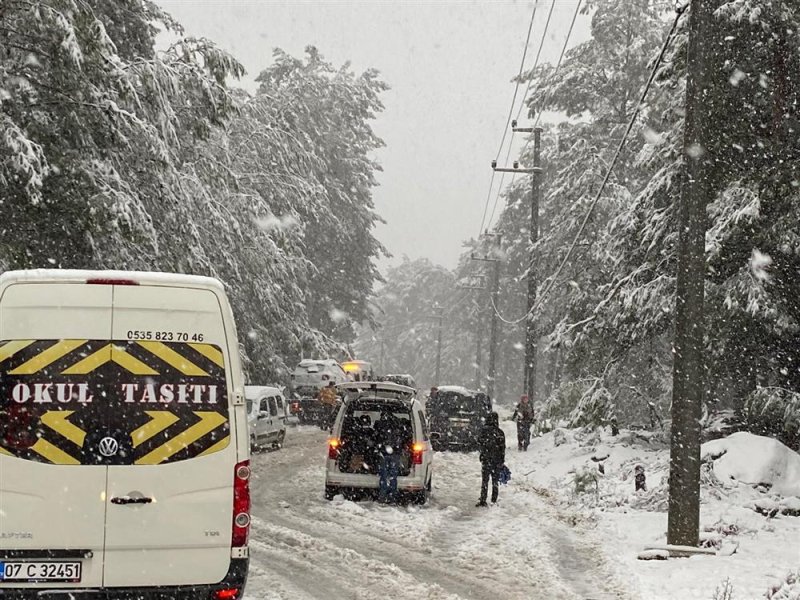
[[86, 278, 139, 285], [214, 589, 240, 600], [411, 442, 424, 465], [328, 438, 341, 460], [232, 460, 250, 547]]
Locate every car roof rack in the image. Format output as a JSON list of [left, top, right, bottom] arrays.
[[336, 381, 416, 402]]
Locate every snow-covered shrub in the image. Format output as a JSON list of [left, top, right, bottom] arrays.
[[743, 387, 800, 451], [766, 571, 800, 600], [540, 380, 616, 431], [573, 467, 599, 496], [711, 578, 735, 600], [569, 386, 616, 430], [553, 428, 568, 447]]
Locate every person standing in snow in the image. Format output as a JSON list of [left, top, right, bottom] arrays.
[[374, 410, 404, 503], [512, 394, 534, 451], [318, 381, 339, 429], [477, 412, 505, 507]]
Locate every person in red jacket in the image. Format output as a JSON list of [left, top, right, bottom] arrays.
[[512, 394, 534, 451]]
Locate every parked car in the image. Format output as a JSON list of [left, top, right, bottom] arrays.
[[324, 382, 433, 504], [288, 385, 331, 426], [0, 269, 250, 599], [289, 360, 347, 426], [427, 385, 492, 451], [290, 359, 347, 389], [245, 386, 287, 450]]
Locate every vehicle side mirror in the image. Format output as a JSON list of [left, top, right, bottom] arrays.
[[430, 432, 442, 441], [258, 411, 269, 420]]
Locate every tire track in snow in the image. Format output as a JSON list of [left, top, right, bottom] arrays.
[[247, 425, 634, 600]]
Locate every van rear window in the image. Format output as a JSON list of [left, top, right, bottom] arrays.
[[0, 339, 229, 465]]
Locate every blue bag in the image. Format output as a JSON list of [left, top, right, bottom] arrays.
[[498, 464, 511, 485]]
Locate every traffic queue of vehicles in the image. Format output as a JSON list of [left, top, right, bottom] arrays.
[[0, 269, 489, 598]]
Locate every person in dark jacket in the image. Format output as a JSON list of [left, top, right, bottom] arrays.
[[512, 394, 534, 451], [374, 410, 405, 503], [477, 412, 505, 506]]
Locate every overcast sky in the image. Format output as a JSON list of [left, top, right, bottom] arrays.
[[157, 1, 590, 271]]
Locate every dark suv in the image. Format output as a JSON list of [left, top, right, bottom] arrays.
[[427, 386, 492, 451]]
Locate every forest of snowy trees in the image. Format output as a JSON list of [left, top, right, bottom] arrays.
[[0, 0, 387, 381], [3, 0, 800, 449], [358, 0, 800, 449]]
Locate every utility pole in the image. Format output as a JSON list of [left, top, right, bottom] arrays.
[[512, 121, 543, 403], [668, 0, 711, 548], [492, 150, 540, 403], [475, 313, 483, 389], [457, 278, 487, 390], [433, 305, 444, 386], [472, 233, 502, 400]]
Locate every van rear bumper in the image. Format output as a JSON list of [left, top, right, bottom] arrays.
[[0, 558, 248, 600], [326, 473, 426, 491]]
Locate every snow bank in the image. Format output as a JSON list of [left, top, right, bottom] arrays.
[[702, 432, 800, 496], [517, 427, 800, 600]]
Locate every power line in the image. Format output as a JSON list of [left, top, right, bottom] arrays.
[[486, 0, 557, 231], [533, 0, 584, 129], [487, 0, 579, 233], [478, 1, 539, 236], [489, 2, 687, 326], [518, 0, 557, 124]]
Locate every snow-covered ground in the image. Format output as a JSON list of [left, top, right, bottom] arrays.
[[522, 427, 800, 600], [245, 424, 637, 599], [244, 423, 800, 600]]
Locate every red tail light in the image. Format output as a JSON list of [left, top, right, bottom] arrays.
[[232, 460, 250, 547], [214, 589, 240, 600], [86, 278, 139, 285], [411, 442, 424, 465], [328, 438, 341, 460]]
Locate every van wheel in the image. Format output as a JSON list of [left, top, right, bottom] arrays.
[[324, 486, 336, 501], [411, 489, 428, 505], [273, 431, 285, 450], [250, 435, 259, 453]]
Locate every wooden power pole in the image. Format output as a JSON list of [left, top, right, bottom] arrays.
[[520, 126, 543, 403], [668, 0, 712, 548], [471, 234, 502, 400], [494, 126, 543, 403]]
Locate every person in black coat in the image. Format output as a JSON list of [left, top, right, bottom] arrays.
[[477, 411, 505, 507]]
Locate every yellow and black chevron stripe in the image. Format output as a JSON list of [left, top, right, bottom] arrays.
[[0, 339, 225, 378], [0, 339, 230, 466]]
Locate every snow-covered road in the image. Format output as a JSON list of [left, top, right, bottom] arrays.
[[244, 425, 635, 600]]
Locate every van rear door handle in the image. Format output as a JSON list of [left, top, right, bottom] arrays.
[[110, 496, 153, 505]]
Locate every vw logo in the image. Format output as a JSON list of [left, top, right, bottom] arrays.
[[98, 436, 119, 457]]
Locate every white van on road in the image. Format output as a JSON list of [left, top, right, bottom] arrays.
[[324, 382, 433, 504], [245, 385, 287, 450], [0, 270, 250, 599]]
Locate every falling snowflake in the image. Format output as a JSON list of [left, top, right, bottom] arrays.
[[750, 249, 772, 282], [729, 69, 746, 86], [329, 308, 349, 324]]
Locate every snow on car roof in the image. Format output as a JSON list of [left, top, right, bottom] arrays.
[[0, 269, 225, 291], [244, 385, 283, 399], [337, 381, 416, 402], [436, 385, 476, 396], [298, 359, 337, 366], [338, 381, 414, 393]]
